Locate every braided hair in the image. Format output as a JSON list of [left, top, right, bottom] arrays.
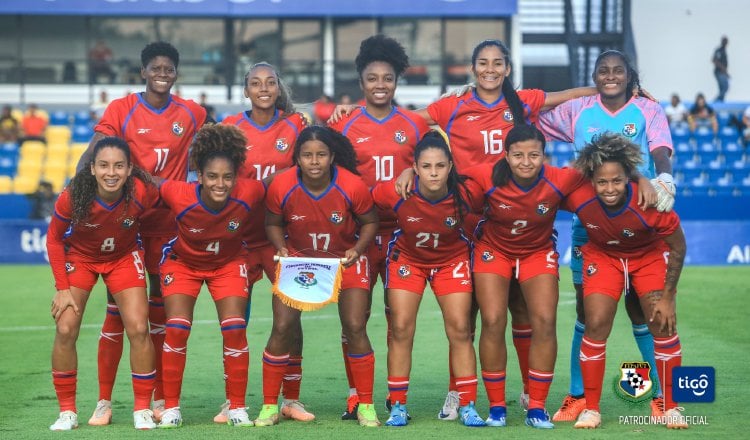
[[593, 50, 641, 100], [355, 34, 409, 78], [70, 136, 152, 225], [471, 39, 525, 126], [491, 124, 546, 187], [244, 62, 296, 116], [191, 124, 247, 175], [573, 132, 644, 180], [293, 126, 360, 176]]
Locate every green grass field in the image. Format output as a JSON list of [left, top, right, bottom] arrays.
[[0, 265, 746, 439]]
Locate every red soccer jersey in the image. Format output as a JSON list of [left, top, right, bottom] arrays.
[[330, 106, 429, 234], [96, 92, 207, 237], [265, 165, 374, 258], [563, 181, 681, 258], [464, 163, 585, 258], [426, 89, 546, 170], [159, 179, 265, 270], [221, 110, 304, 250], [47, 179, 158, 289], [371, 177, 482, 266]]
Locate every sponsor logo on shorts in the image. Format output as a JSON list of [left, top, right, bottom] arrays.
[[614, 361, 654, 403], [481, 250, 494, 262], [398, 264, 411, 278], [673, 366, 715, 403], [330, 211, 344, 224], [622, 123, 637, 137], [172, 121, 184, 136], [394, 130, 407, 144]]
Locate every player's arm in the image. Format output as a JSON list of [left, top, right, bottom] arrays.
[[345, 207, 378, 267], [75, 131, 106, 172], [649, 226, 686, 336], [413, 107, 436, 126], [541, 87, 597, 111], [264, 209, 288, 257]]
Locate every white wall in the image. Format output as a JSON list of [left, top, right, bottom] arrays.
[[632, 0, 750, 102]]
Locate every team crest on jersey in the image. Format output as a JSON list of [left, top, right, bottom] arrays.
[[121, 217, 135, 228], [503, 109, 514, 122], [394, 130, 407, 144], [275, 138, 289, 152], [172, 121, 184, 136], [586, 262, 598, 276], [481, 250, 495, 262], [398, 264, 411, 278], [573, 245, 582, 259], [163, 273, 174, 285], [537, 201, 550, 215], [227, 218, 241, 232], [622, 123, 637, 137], [65, 262, 75, 273], [615, 361, 653, 402], [330, 211, 344, 224], [444, 216, 458, 228], [294, 271, 317, 287], [622, 229, 635, 238]]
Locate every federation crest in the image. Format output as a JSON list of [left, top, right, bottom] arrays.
[[227, 219, 240, 232], [573, 245, 583, 259], [444, 216, 458, 228], [330, 211, 344, 224], [614, 361, 654, 403], [398, 264, 411, 278], [622, 123, 637, 137], [394, 130, 407, 144], [163, 273, 174, 285], [65, 262, 75, 273], [586, 262, 598, 276], [481, 250, 495, 262], [622, 229, 635, 238], [122, 217, 135, 228], [294, 271, 317, 288], [536, 201, 550, 215], [503, 109, 514, 122], [275, 138, 289, 152], [172, 121, 184, 136]]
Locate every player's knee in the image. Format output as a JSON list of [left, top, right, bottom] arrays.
[[55, 321, 80, 344], [390, 318, 415, 342]]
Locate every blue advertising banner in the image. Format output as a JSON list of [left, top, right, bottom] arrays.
[[1, 219, 749, 265], [0, 0, 517, 17]]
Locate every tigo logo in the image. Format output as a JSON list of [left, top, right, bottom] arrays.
[[672, 366, 715, 403]]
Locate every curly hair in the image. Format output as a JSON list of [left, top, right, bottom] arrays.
[[414, 130, 472, 225], [573, 132, 644, 180], [593, 50, 641, 100], [191, 124, 247, 174], [70, 137, 153, 224], [470, 39, 525, 127], [293, 125, 359, 175], [355, 34, 409, 78], [141, 41, 179, 68], [244, 62, 296, 116], [491, 124, 546, 187]]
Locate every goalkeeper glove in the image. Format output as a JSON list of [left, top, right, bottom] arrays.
[[652, 172, 676, 213]]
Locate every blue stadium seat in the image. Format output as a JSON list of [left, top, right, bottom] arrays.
[[49, 110, 70, 126], [678, 168, 704, 186], [696, 149, 721, 167], [72, 124, 93, 143], [716, 110, 731, 129], [674, 141, 693, 154], [671, 126, 691, 145], [705, 168, 728, 183], [718, 126, 739, 146], [73, 110, 91, 125], [693, 126, 715, 146]]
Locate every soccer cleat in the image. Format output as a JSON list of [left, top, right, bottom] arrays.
[[525, 408, 554, 429], [213, 400, 230, 424], [519, 392, 530, 411], [357, 403, 381, 427], [280, 400, 315, 422], [552, 394, 586, 422], [152, 399, 166, 423], [485, 405, 506, 427], [254, 404, 280, 427], [157, 407, 182, 429], [227, 407, 254, 427], [341, 394, 359, 420], [651, 396, 665, 417], [88, 399, 112, 426], [437, 390, 460, 420], [459, 402, 486, 427], [385, 401, 408, 427], [133, 409, 156, 430], [666, 408, 689, 429], [573, 409, 601, 429], [50, 411, 78, 431]]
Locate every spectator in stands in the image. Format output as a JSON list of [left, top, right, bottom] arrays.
[[89, 39, 117, 84], [687, 93, 718, 134], [664, 94, 688, 127], [90, 90, 111, 119], [199, 92, 217, 122], [21, 103, 48, 143], [0, 105, 20, 144], [28, 180, 56, 221], [712, 36, 729, 102]]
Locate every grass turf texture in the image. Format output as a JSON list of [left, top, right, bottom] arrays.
[[0, 265, 744, 439]]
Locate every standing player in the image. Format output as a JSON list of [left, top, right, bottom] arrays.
[[156, 124, 265, 428], [78, 42, 208, 424], [371, 132, 485, 427], [537, 49, 674, 421], [563, 133, 687, 430], [218, 63, 313, 423], [48, 137, 158, 430], [258, 126, 379, 427], [328, 34, 430, 419]]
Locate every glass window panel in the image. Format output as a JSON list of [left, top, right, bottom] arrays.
[[444, 19, 507, 84], [381, 19, 441, 85], [157, 18, 225, 84], [283, 20, 322, 103], [20, 16, 87, 83], [235, 19, 280, 83]]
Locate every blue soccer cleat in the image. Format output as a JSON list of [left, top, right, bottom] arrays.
[[486, 405, 507, 427], [525, 408, 554, 429], [459, 402, 486, 427], [385, 401, 408, 427]]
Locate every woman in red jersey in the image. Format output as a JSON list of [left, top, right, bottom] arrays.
[[48, 137, 158, 431], [155, 124, 265, 429], [219, 63, 313, 423], [371, 131, 485, 427], [564, 133, 687, 430], [258, 126, 379, 427]]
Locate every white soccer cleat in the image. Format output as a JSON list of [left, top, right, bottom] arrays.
[[438, 390, 460, 420], [213, 400, 230, 424], [50, 411, 78, 431], [574, 409, 601, 429], [227, 407, 254, 427], [666, 408, 689, 429], [157, 407, 182, 429], [133, 409, 156, 430], [88, 399, 112, 426]]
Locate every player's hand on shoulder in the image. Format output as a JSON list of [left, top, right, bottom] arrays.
[[327, 105, 357, 124]]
